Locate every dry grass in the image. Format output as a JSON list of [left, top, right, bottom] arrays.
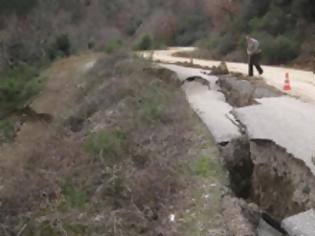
[[0, 51, 208, 235]]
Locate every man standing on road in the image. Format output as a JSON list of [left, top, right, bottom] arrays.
[[246, 35, 264, 77]]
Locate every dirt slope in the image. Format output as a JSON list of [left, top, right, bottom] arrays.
[[0, 53, 99, 167], [0, 53, 233, 235]]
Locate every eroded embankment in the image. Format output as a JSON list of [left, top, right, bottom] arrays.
[[158, 64, 315, 235], [250, 140, 315, 220], [218, 75, 315, 227]]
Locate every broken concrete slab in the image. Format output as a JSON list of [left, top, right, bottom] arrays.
[[159, 63, 241, 143], [282, 209, 315, 236], [182, 81, 241, 143], [217, 75, 283, 107], [235, 96, 315, 176], [158, 63, 212, 82]]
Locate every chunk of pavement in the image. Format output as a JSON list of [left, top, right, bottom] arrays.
[[282, 209, 315, 236], [217, 75, 283, 107], [210, 61, 229, 75]]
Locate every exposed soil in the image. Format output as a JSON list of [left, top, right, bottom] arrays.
[[220, 137, 253, 199], [216, 73, 315, 235], [0, 53, 99, 161], [250, 140, 315, 221]]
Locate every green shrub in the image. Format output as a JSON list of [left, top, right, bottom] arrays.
[[48, 34, 71, 60], [256, 32, 300, 64], [60, 179, 87, 209], [191, 155, 224, 179], [172, 12, 212, 46], [104, 39, 122, 54], [0, 119, 15, 143], [291, 0, 315, 20], [199, 34, 222, 50], [0, 64, 43, 113], [56, 34, 71, 55], [272, 35, 300, 63], [216, 32, 237, 55], [137, 95, 163, 123], [133, 34, 152, 51], [84, 129, 127, 162], [0, 0, 37, 15], [249, 6, 291, 36]]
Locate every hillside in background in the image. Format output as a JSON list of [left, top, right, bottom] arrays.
[[0, 0, 213, 72], [0, 0, 314, 71], [198, 0, 315, 66]]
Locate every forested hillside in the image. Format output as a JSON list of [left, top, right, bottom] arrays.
[[0, 0, 213, 72], [0, 0, 314, 70], [199, 0, 315, 65]]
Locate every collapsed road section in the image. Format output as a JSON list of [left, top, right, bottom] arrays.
[[159, 63, 315, 236]]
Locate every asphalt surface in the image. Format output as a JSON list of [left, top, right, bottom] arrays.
[[236, 96, 315, 176], [148, 48, 315, 176], [160, 63, 241, 143], [142, 47, 315, 102], [153, 48, 315, 235]]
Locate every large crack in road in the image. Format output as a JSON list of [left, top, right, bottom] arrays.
[[158, 62, 315, 236]]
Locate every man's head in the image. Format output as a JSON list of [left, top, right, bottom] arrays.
[[246, 35, 251, 42]]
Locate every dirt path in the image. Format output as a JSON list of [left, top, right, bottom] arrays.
[[0, 53, 99, 161], [141, 47, 315, 102], [31, 53, 99, 116]]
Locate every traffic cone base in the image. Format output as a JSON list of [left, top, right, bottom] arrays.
[[283, 73, 291, 91]]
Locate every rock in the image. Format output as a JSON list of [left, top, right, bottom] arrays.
[[282, 209, 315, 236], [217, 75, 283, 107], [210, 61, 229, 75]]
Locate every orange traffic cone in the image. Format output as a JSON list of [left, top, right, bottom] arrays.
[[283, 72, 291, 91]]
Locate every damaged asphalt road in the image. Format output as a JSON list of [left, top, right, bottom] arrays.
[[158, 63, 315, 236]]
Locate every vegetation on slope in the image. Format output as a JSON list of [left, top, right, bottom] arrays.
[[0, 52, 228, 235]]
